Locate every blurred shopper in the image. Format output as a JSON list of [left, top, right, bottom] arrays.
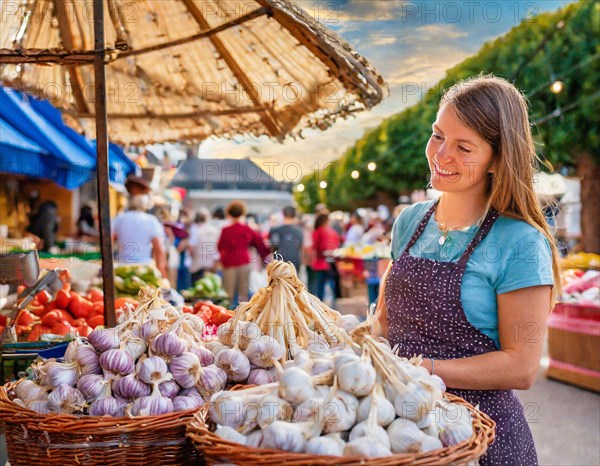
[[311, 213, 341, 301], [76, 204, 99, 241], [344, 211, 365, 246], [112, 177, 167, 278], [269, 206, 303, 272], [218, 201, 270, 305], [188, 209, 220, 283], [27, 200, 59, 252]]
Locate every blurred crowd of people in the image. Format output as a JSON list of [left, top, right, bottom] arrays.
[[104, 176, 397, 305]]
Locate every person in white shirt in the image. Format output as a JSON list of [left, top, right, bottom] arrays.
[[112, 193, 167, 277], [187, 209, 220, 283], [344, 212, 365, 246]]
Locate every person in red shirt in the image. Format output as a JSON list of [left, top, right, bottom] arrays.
[[218, 201, 270, 304], [312, 213, 341, 301]]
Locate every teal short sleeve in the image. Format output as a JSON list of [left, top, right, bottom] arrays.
[[390, 202, 432, 261], [495, 229, 554, 294]]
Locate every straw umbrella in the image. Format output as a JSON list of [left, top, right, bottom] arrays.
[[0, 0, 387, 324]]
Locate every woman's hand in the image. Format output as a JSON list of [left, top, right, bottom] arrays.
[[431, 285, 551, 390]]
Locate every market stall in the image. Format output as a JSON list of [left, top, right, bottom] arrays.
[[0, 260, 496, 465], [547, 252, 600, 392]]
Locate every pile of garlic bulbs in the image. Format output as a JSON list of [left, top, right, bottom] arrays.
[[7, 288, 228, 417], [208, 332, 474, 458], [221, 261, 359, 363]]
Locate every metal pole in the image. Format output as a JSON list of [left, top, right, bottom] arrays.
[[94, 0, 116, 327]]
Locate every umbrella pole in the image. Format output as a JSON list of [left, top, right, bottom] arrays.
[[94, 0, 116, 327]]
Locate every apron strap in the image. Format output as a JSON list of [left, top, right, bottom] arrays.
[[402, 200, 439, 255], [457, 208, 500, 266]]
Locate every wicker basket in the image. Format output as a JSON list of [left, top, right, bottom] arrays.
[[187, 393, 495, 466], [0, 383, 202, 465]]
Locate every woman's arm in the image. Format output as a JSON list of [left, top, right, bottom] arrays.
[[422, 285, 551, 390], [373, 261, 393, 337]]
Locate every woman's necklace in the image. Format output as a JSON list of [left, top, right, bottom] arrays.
[[437, 198, 486, 246]]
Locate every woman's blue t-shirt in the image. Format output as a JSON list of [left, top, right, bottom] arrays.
[[390, 200, 554, 349]]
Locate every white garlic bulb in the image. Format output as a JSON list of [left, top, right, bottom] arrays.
[[261, 421, 307, 453], [215, 425, 247, 445], [333, 351, 359, 373], [323, 390, 358, 434], [394, 381, 436, 421], [305, 435, 345, 456], [237, 321, 262, 351], [245, 429, 264, 448], [356, 386, 395, 427], [258, 394, 293, 429], [349, 421, 391, 450], [311, 358, 333, 376], [386, 418, 425, 454], [336, 359, 376, 397], [343, 437, 392, 458], [278, 367, 317, 404], [244, 336, 284, 369], [421, 435, 443, 452]]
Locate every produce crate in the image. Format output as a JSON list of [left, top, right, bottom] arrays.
[[547, 303, 600, 392]]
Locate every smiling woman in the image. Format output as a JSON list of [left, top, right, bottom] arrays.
[[376, 75, 561, 466]]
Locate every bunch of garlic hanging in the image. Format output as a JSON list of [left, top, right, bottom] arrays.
[[217, 261, 358, 365], [207, 329, 475, 458], [7, 288, 227, 417]]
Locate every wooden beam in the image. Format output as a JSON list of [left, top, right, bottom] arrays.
[[181, 0, 284, 140], [52, 0, 89, 114], [0, 48, 97, 64], [93, 0, 116, 328], [117, 7, 269, 59], [253, 0, 384, 104], [70, 105, 267, 120]]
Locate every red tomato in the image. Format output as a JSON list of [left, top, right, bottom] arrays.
[[76, 324, 93, 337], [35, 290, 52, 305], [28, 303, 46, 317], [54, 289, 71, 309], [69, 295, 93, 319], [87, 288, 104, 303], [115, 297, 138, 310], [16, 310, 36, 326], [41, 309, 74, 327], [87, 314, 105, 329], [91, 301, 104, 316], [52, 321, 73, 336]]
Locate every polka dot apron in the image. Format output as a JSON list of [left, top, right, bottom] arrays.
[[385, 201, 537, 466]]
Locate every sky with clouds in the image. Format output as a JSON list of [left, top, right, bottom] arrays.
[[188, 0, 574, 181]]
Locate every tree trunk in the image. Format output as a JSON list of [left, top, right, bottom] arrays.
[[577, 153, 600, 254]]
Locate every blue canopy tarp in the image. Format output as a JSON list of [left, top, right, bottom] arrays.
[[0, 87, 139, 188]]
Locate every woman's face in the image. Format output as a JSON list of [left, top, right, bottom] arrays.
[[426, 103, 494, 196]]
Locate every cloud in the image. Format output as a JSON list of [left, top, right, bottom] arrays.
[[368, 34, 398, 46], [416, 24, 468, 39]]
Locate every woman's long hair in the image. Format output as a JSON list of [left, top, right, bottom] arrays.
[[441, 74, 561, 306]]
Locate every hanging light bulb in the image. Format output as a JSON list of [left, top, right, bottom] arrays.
[[319, 181, 328, 189], [550, 80, 564, 94], [367, 162, 377, 171], [351, 170, 360, 179], [296, 183, 305, 192]]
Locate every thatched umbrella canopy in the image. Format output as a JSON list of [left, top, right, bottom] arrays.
[[0, 0, 387, 144]]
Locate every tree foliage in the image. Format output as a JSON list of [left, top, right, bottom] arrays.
[[296, 0, 599, 211]]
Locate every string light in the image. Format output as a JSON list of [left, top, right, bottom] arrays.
[[351, 170, 360, 179], [367, 162, 376, 171], [296, 183, 305, 192], [550, 80, 564, 94], [319, 181, 327, 189]]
